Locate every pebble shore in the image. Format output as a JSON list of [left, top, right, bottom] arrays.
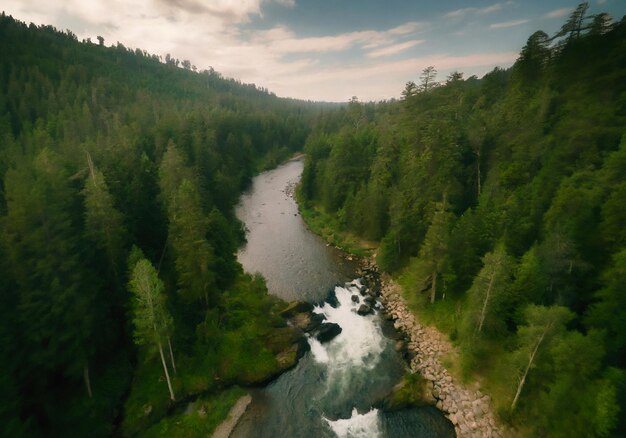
[[360, 261, 505, 438]]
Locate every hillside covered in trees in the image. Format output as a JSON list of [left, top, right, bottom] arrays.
[[299, 5, 626, 437], [0, 13, 316, 436]]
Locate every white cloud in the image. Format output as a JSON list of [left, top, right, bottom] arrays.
[[490, 19, 529, 29], [269, 0, 296, 7], [252, 21, 428, 55], [4, 1, 519, 101], [543, 8, 571, 19], [254, 27, 381, 54], [367, 40, 423, 58], [444, 2, 507, 19], [388, 21, 429, 35], [270, 51, 518, 101]]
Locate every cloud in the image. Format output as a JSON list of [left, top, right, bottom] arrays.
[[543, 8, 571, 19], [489, 19, 529, 29], [269, 51, 519, 101], [367, 40, 423, 58], [253, 21, 428, 55], [5, 1, 520, 101], [388, 21, 429, 35], [269, 0, 296, 7], [444, 2, 509, 19], [254, 27, 369, 53]]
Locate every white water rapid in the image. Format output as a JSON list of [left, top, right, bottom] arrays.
[[232, 160, 455, 438], [310, 281, 387, 437], [324, 408, 381, 438]]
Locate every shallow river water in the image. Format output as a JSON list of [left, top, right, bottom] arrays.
[[233, 159, 454, 438]]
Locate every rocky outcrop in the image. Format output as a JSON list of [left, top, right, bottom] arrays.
[[359, 261, 505, 438]]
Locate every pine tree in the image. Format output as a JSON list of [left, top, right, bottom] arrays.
[[4, 148, 98, 402], [418, 200, 454, 303], [83, 152, 127, 282]]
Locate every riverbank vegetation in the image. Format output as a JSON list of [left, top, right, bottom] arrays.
[[0, 14, 313, 436], [299, 5, 626, 436]]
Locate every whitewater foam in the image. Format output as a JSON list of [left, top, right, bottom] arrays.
[[324, 408, 381, 438], [309, 283, 386, 369]]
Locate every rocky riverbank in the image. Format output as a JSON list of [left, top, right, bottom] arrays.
[[358, 261, 505, 438]]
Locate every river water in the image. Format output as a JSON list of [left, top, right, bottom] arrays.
[[233, 159, 454, 438]]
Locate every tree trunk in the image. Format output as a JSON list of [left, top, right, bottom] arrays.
[[84, 363, 93, 399], [430, 271, 437, 304], [511, 327, 548, 411], [167, 336, 177, 375], [158, 341, 175, 401], [477, 271, 496, 332]]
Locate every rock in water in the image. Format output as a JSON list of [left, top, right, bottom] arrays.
[[351, 294, 360, 303], [357, 304, 372, 316], [325, 289, 340, 308], [316, 322, 342, 343], [304, 312, 326, 332]]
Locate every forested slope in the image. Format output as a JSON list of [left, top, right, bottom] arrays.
[[300, 7, 626, 437], [0, 13, 313, 436]]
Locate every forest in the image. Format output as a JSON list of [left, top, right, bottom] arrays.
[[0, 13, 316, 436], [299, 5, 626, 437]]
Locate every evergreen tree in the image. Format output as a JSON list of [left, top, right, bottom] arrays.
[[83, 153, 127, 282], [418, 200, 454, 303], [4, 148, 98, 410]]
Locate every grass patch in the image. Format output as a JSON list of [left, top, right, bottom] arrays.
[[122, 273, 302, 435], [142, 386, 246, 438], [122, 354, 180, 436], [296, 192, 376, 257], [384, 373, 433, 410]]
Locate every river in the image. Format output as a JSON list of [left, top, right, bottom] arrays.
[[233, 158, 454, 438]]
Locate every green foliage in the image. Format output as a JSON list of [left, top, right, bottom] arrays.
[[462, 243, 515, 338], [300, 10, 626, 436], [0, 13, 313, 436], [587, 249, 626, 366], [143, 387, 246, 437], [384, 373, 431, 410]]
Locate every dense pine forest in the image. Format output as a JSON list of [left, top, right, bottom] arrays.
[[0, 13, 315, 436], [299, 6, 626, 437], [2, 3, 626, 437]]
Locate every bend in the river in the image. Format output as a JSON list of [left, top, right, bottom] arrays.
[[233, 158, 454, 438]]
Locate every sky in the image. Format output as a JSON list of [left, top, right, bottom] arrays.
[[4, 0, 626, 102]]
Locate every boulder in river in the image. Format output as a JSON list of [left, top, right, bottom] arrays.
[[363, 295, 376, 306], [325, 289, 340, 308], [357, 304, 373, 316], [304, 312, 326, 332], [316, 322, 342, 343], [351, 294, 360, 303]]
